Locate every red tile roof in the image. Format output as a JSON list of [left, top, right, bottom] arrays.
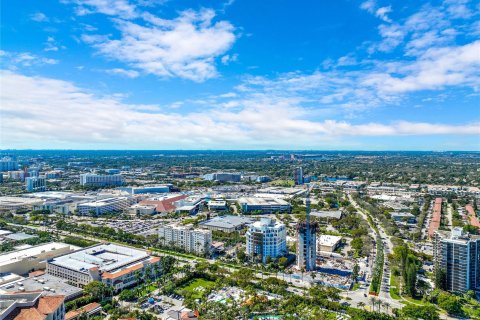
[[12, 295, 64, 320], [428, 198, 442, 238], [102, 263, 144, 280], [139, 195, 187, 213], [181, 310, 199, 320], [14, 308, 46, 320], [466, 205, 480, 228], [28, 270, 45, 278], [65, 302, 101, 320], [37, 296, 65, 315]]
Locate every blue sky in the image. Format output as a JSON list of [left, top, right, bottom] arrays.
[[1, 0, 479, 150]]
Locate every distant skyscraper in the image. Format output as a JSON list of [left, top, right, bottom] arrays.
[[0, 158, 18, 172], [294, 167, 304, 185], [296, 192, 318, 271], [25, 176, 46, 192], [433, 228, 480, 293]]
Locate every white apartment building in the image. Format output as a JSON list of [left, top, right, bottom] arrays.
[[77, 197, 130, 215], [79, 173, 123, 187], [25, 176, 46, 192], [7, 170, 24, 181], [246, 218, 287, 263], [158, 224, 212, 255]]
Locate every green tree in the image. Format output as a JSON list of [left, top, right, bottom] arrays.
[[83, 281, 107, 301], [400, 304, 440, 320]]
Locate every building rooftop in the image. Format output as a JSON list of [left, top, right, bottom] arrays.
[[238, 197, 289, 206], [311, 211, 342, 219], [78, 196, 129, 208], [318, 235, 342, 247], [48, 243, 150, 274], [0, 274, 83, 301], [4, 232, 38, 241], [0, 242, 71, 267], [199, 215, 254, 229], [0, 196, 43, 207]]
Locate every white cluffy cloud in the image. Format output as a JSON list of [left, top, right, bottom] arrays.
[[104, 68, 140, 78], [0, 51, 59, 69], [69, 0, 138, 18], [82, 9, 236, 82], [360, 1, 392, 22], [30, 12, 49, 22], [1, 70, 478, 149]]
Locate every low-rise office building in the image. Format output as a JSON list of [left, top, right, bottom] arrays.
[[79, 173, 123, 187], [0, 243, 74, 275], [317, 235, 342, 253], [158, 224, 212, 255], [77, 197, 131, 215], [238, 197, 291, 214], [119, 185, 172, 194], [203, 173, 241, 182], [207, 200, 228, 211], [47, 243, 160, 291], [199, 215, 254, 233]]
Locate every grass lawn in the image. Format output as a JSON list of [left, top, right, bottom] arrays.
[[389, 274, 401, 300], [177, 278, 216, 299], [271, 179, 295, 187], [401, 296, 431, 307]]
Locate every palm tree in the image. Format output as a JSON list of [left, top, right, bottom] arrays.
[[369, 297, 376, 312], [357, 301, 366, 309], [383, 301, 391, 314]]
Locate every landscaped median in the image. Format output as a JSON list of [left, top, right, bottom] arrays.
[[389, 273, 401, 300]]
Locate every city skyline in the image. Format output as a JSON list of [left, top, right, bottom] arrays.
[[1, 0, 479, 150]]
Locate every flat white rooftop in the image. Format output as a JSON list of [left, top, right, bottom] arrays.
[[0, 197, 43, 206], [0, 242, 71, 267], [238, 197, 289, 206], [48, 243, 149, 273], [318, 235, 342, 247]]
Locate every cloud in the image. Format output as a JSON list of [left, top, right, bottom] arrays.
[[360, 0, 375, 13], [44, 37, 66, 52], [83, 9, 236, 81], [375, 6, 392, 23], [0, 51, 59, 68], [30, 12, 49, 22], [68, 0, 138, 18], [1, 70, 478, 149], [363, 40, 480, 93], [221, 53, 238, 65], [370, 1, 477, 54], [104, 68, 140, 78]]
